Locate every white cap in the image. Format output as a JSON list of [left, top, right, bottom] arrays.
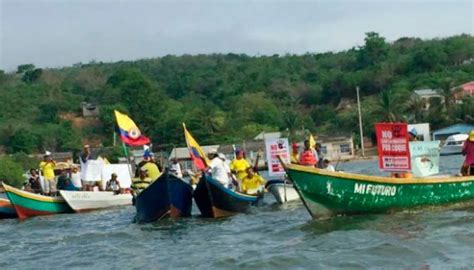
[[45, 151, 51, 156], [218, 153, 226, 160]]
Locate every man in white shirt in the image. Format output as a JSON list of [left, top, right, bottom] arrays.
[[322, 159, 335, 172], [169, 158, 183, 178], [207, 151, 230, 187]]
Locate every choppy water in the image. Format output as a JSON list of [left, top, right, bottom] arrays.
[[1, 155, 473, 269]]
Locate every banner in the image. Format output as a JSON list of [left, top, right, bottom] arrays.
[[265, 138, 290, 177], [409, 141, 440, 177], [375, 123, 411, 171]]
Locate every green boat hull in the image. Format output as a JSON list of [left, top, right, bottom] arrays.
[[286, 164, 474, 219]]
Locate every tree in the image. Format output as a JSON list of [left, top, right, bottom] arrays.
[[8, 129, 38, 154], [0, 156, 25, 188], [373, 89, 404, 122], [17, 64, 35, 74], [357, 32, 389, 68]]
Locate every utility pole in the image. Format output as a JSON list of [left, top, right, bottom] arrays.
[[356, 86, 365, 157]]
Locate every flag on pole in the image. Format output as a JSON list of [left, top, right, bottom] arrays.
[[114, 110, 150, 146], [309, 134, 316, 148], [183, 123, 210, 170]]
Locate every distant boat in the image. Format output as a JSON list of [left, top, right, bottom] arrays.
[[265, 179, 300, 204], [2, 183, 72, 219], [193, 175, 263, 218], [60, 190, 132, 212], [440, 134, 468, 155], [134, 172, 193, 223], [0, 197, 17, 219], [285, 163, 474, 219]]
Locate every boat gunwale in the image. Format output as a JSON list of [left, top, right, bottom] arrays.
[[2, 183, 66, 203], [286, 163, 474, 185]]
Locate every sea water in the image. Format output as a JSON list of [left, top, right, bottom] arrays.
[[1, 155, 473, 269]]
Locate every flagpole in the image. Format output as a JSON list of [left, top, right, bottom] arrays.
[[121, 142, 134, 178], [356, 86, 365, 157]]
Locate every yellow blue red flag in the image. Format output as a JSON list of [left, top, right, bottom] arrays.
[[114, 110, 150, 146], [183, 123, 209, 170]]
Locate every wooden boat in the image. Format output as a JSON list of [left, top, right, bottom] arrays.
[[193, 174, 263, 218], [0, 198, 17, 218], [2, 183, 72, 219], [265, 179, 300, 204], [59, 190, 132, 212], [284, 163, 474, 219], [134, 172, 193, 223]]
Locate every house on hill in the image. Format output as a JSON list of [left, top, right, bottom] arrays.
[[411, 89, 442, 110], [453, 81, 474, 102]]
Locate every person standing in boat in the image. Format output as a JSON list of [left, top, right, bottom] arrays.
[[169, 158, 183, 178], [230, 149, 251, 182], [461, 130, 474, 176], [299, 140, 318, 167], [80, 145, 92, 191], [106, 173, 122, 194], [241, 167, 266, 195], [315, 143, 324, 168], [70, 166, 82, 190], [28, 169, 42, 194], [131, 167, 153, 196], [39, 152, 56, 196], [207, 151, 231, 188], [290, 143, 300, 164]]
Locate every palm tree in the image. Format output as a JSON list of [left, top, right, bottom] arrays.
[[373, 89, 403, 122], [437, 78, 461, 113], [406, 96, 426, 123]]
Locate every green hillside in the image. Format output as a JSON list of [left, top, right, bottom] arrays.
[[1, 32, 473, 155]]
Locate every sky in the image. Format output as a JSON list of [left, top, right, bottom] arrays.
[[0, 0, 473, 71]]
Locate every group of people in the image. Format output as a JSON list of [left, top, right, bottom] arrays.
[[25, 145, 125, 196], [291, 140, 335, 171], [206, 149, 266, 195]]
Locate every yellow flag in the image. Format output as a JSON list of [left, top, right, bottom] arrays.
[[309, 134, 316, 148], [183, 123, 210, 170]]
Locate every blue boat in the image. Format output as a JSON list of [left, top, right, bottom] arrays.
[[134, 172, 193, 223], [0, 197, 17, 219], [193, 175, 263, 218]]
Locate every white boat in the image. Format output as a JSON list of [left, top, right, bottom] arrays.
[[265, 180, 300, 204], [440, 134, 468, 155], [59, 191, 132, 212]]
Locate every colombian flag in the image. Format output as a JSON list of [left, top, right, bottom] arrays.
[[183, 123, 210, 170], [114, 110, 150, 146]]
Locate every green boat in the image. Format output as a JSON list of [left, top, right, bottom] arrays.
[[285, 163, 474, 219], [2, 183, 72, 219]]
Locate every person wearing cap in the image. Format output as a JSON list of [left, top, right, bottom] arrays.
[[207, 151, 231, 187], [315, 143, 325, 168], [408, 128, 418, 141], [139, 151, 161, 180], [241, 167, 266, 195], [106, 173, 122, 194], [230, 149, 251, 181], [290, 143, 299, 164], [461, 130, 474, 176], [39, 152, 56, 196], [131, 167, 153, 196]]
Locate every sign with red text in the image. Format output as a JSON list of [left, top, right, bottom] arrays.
[[375, 123, 411, 171], [265, 138, 290, 177]]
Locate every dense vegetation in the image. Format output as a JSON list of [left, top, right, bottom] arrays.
[[1, 32, 473, 157]]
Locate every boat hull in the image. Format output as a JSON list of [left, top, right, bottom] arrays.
[[265, 180, 300, 204], [285, 164, 474, 219], [2, 183, 72, 219], [60, 191, 132, 212], [193, 175, 262, 218], [135, 173, 193, 223], [0, 198, 17, 218]]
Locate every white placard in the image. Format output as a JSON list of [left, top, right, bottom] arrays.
[[265, 138, 290, 177], [83, 160, 105, 181]]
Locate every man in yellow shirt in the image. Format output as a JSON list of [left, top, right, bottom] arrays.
[[241, 167, 266, 195], [230, 149, 251, 181], [39, 152, 56, 196]]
